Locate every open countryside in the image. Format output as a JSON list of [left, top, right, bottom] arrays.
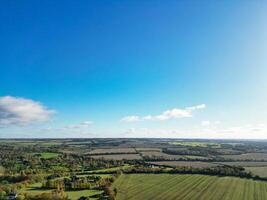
[[113, 174, 267, 200]]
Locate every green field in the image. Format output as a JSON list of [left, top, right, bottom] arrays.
[[113, 174, 267, 200], [245, 166, 267, 178], [32, 152, 59, 159], [89, 164, 133, 173], [20, 182, 102, 200], [0, 166, 5, 175]]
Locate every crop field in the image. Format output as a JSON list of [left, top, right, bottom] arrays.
[[90, 153, 142, 160], [215, 148, 242, 155], [136, 148, 162, 152], [148, 161, 219, 168], [222, 153, 267, 161], [140, 151, 185, 160], [184, 155, 210, 160], [113, 174, 267, 200], [214, 162, 267, 167], [245, 167, 267, 178], [88, 148, 136, 154], [169, 141, 219, 147]]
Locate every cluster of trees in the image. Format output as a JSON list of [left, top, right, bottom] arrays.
[[120, 165, 267, 181], [0, 174, 44, 197], [162, 147, 219, 157], [42, 173, 120, 192], [42, 175, 102, 190], [101, 186, 117, 200], [142, 155, 210, 162], [0, 143, 129, 177], [98, 172, 122, 200]]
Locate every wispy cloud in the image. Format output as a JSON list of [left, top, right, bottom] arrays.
[[201, 120, 221, 127], [121, 116, 140, 122], [201, 120, 211, 127], [35, 121, 94, 138], [186, 104, 206, 111], [64, 121, 93, 129], [123, 123, 267, 139], [121, 104, 206, 123], [0, 96, 55, 126]]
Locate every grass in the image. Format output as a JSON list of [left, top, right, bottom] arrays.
[[89, 164, 134, 173], [0, 166, 5, 175], [113, 174, 267, 200], [32, 152, 59, 159], [245, 166, 267, 178], [66, 190, 102, 200], [19, 182, 103, 200], [20, 183, 53, 195]]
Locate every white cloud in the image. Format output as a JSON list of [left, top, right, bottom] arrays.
[[201, 120, 211, 126], [121, 116, 140, 122], [65, 121, 93, 129], [201, 120, 221, 127], [186, 104, 206, 110], [0, 96, 55, 126], [121, 104, 206, 123], [123, 123, 267, 139], [30, 121, 94, 138], [145, 108, 192, 121]]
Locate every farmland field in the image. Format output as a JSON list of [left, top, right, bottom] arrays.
[[222, 153, 267, 161], [214, 161, 267, 167], [88, 148, 136, 154], [148, 161, 219, 168], [140, 151, 185, 160], [31, 152, 59, 159], [113, 174, 267, 200], [136, 148, 162, 152], [2, 138, 267, 200], [90, 153, 142, 160], [245, 167, 267, 178], [184, 155, 210, 160]]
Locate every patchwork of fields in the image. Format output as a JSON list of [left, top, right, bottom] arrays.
[[222, 153, 267, 161], [140, 151, 185, 159], [149, 161, 219, 168], [113, 174, 267, 200], [2, 139, 267, 200], [88, 148, 136, 154], [214, 161, 267, 167], [90, 154, 142, 160]]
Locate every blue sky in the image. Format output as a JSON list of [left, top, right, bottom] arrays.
[[0, 0, 267, 138]]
